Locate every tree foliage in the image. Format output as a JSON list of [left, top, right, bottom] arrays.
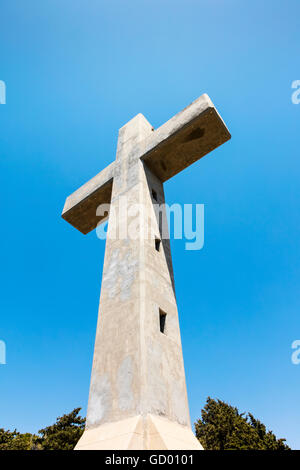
[[0, 408, 85, 451], [35, 408, 85, 450], [195, 397, 290, 450], [0, 401, 290, 450], [0, 428, 37, 450]]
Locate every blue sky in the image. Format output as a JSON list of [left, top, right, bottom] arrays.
[[0, 0, 300, 449]]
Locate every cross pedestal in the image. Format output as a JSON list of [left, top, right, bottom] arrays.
[[62, 94, 230, 449]]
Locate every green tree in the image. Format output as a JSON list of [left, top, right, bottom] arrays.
[[0, 428, 37, 450], [35, 408, 85, 450], [195, 397, 290, 450]]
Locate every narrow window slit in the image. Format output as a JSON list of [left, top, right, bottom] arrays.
[[159, 309, 167, 334], [155, 238, 161, 252], [152, 189, 158, 201]]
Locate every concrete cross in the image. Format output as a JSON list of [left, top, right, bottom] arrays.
[[62, 94, 230, 450]]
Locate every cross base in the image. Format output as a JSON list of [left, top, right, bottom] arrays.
[[74, 414, 203, 450]]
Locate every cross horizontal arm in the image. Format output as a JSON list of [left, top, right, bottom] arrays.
[[140, 94, 231, 182], [62, 161, 115, 234], [61, 94, 230, 236]]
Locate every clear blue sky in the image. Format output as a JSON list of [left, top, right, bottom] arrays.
[[1, 0, 299, 449]]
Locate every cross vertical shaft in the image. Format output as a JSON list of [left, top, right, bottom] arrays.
[[77, 115, 200, 449]]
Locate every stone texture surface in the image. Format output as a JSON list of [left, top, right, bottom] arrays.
[[84, 115, 192, 434], [141, 94, 230, 182], [75, 414, 203, 450], [62, 162, 114, 234]]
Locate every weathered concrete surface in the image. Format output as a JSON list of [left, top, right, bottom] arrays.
[[75, 414, 202, 450], [62, 162, 114, 234], [82, 115, 194, 435], [62, 95, 230, 234], [62, 95, 231, 450], [141, 94, 230, 182]]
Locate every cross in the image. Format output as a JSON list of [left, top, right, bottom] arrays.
[[62, 94, 230, 450]]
